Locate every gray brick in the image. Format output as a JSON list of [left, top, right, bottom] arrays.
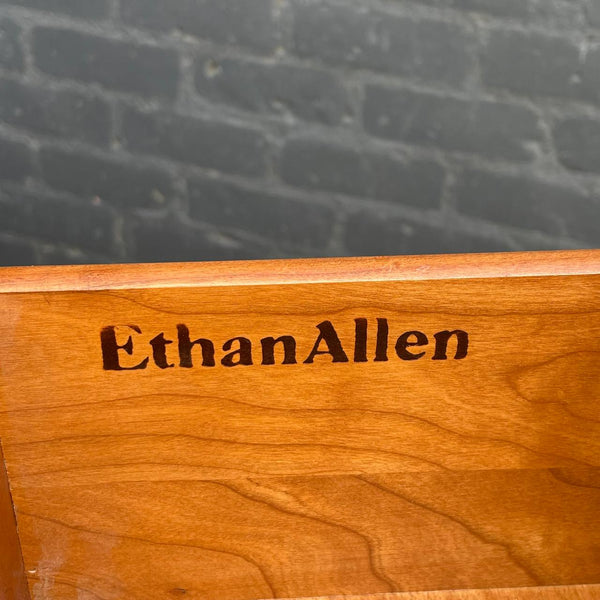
[[188, 177, 335, 250], [370, 156, 444, 210], [40, 146, 175, 209], [0, 136, 33, 182], [455, 168, 599, 244], [280, 137, 445, 207], [33, 28, 178, 99], [0, 184, 117, 253], [582, 45, 600, 104], [419, 0, 583, 27], [553, 117, 600, 173], [292, 2, 475, 86], [194, 56, 352, 126], [37, 246, 111, 265], [0, 78, 110, 146], [121, 106, 268, 177], [587, 0, 600, 27], [481, 29, 581, 99], [419, 0, 532, 18], [364, 86, 544, 162], [0, 0, 109, 19], [345, 212, 509, 256], [0, 0, 596, 263], [127, 214, 269, 262], [0, 233, 37, 266], [0, 18, 23, 72], [281, 138, 368, 197], [120, 0, 277, 53]]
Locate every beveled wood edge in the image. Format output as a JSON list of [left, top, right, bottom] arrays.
[[267, 584, 600, 600], [0, 249, 598, 294], [0, 441, 31, 600]]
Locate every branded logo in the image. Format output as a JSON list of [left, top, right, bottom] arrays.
[[101, 319, 469, 371]]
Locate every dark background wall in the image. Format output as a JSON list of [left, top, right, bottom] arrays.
[[0, 0, 599, 266]]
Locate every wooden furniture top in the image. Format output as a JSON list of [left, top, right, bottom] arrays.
[[1, 249, 598, 293], [0, 250, 599, 600], [300, 585, 600, 599]]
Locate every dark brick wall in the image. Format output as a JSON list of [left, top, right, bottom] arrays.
[[0, 0, 598, 265]]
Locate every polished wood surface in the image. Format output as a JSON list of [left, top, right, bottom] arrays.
[[0, 442, 30, 600], [293, 585, 600, 599], [0, 250, 599, 599], [1, 249, 599, 293]]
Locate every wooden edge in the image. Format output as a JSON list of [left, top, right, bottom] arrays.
[[0, 250, 599, 294], [268, 584, 600, 600], [0, 441, 31, 600]]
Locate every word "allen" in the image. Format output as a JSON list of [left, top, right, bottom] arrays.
[[101, 319, 469, 371]]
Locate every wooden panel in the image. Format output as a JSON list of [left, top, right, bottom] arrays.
[[0, 251, 599, 599], [291, 585, 600, 599], [0, 442, 30, 600], [1, 250, 598, 294]]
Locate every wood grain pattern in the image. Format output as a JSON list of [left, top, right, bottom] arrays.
[[1, 250, 599, 293], [0, 250, 599, 600], [0, 441, 30, 600], [290, 584, 600, 599]]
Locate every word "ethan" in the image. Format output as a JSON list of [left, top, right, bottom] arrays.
[[101, 319, 469, 371]]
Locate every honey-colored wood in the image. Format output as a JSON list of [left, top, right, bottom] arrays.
[[0, 250, 599, 600], [286, 584, 600, 599], [0, 442, 30, 600], [1, 249, 599, 293]]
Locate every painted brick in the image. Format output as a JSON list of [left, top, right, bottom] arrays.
[[121, 106, 269, 177], [418, 0, 583, 27], [281, 138, 368, 197], [587, 0, 600, 27], [481, 29, 581, 98], [0, 18, 23, 72], [0, 78, 110, 146], [33, 28, 179, 98], [40, 146, 176, 209], [127, 213, 272, 263], [292, 1, 476, 86], [345, 212, 509, 256], [120, 0, 278, 53], [455, 168, 599, 244], [364, 85, 544, 162], [188, 176, 335, 250], [554, 117, 600, 173], [0, 0, 108, 19], [370, 155, 445, 210], [280, 137, 445, 209], [0, 233, 37, 265], [0, 184, 117, 253], [0, 136, 33, 183], [582, 45, 600, 104], [194, 56, 352, 126]]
